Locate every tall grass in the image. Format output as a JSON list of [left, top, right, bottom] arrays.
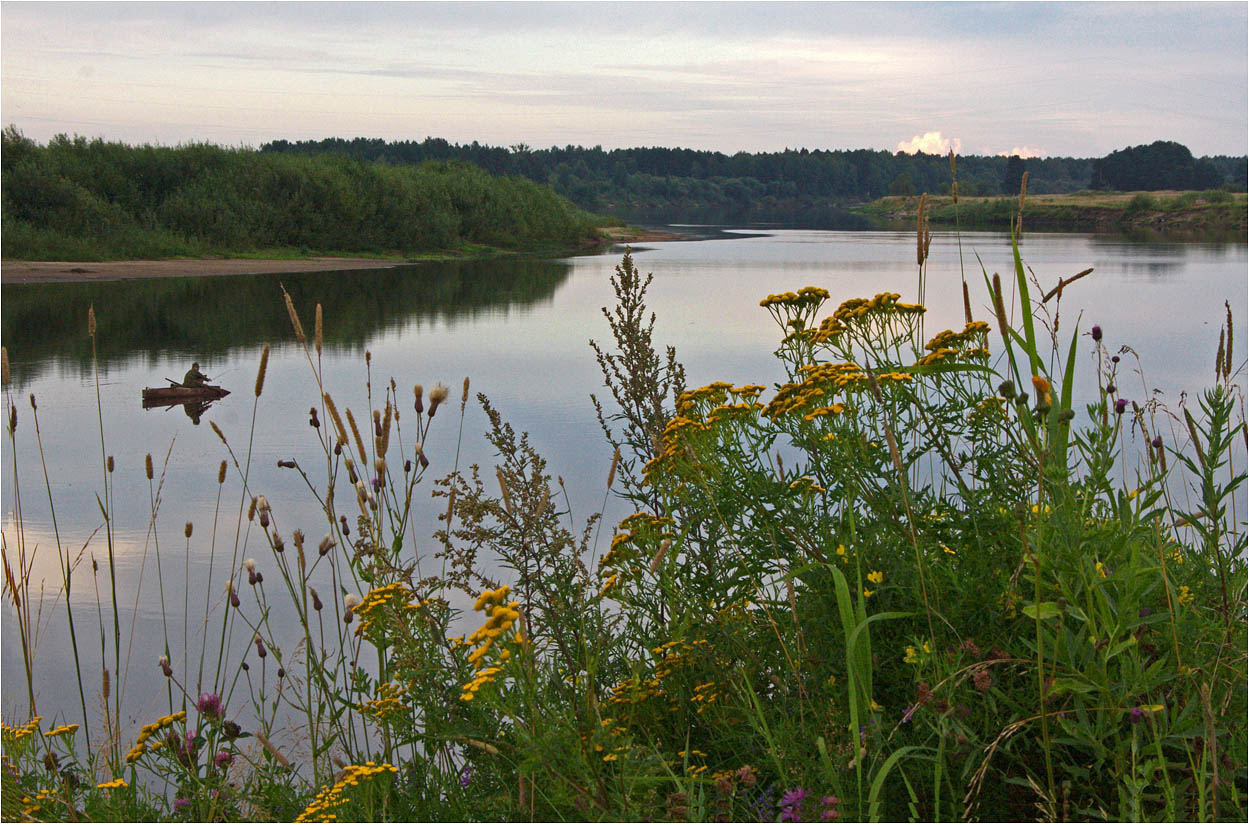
[[1, 198, 1245, 821]]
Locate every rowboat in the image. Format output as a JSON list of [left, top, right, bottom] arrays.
[[141, 384, 231, 406]]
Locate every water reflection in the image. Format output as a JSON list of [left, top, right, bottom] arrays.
[[1, 257, 573, 385]]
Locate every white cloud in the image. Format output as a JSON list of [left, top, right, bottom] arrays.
[[896, 132, 962, 155], [997, 146, 1045, 158]]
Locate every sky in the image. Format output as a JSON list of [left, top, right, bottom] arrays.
[[1, 1, 1246, 158]]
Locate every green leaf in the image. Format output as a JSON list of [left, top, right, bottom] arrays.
[[1023, 601, 1061, 620]]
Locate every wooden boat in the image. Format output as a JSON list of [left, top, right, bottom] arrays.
[[142, 384, 231, 406]]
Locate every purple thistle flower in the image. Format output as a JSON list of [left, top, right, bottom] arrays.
[[1115, 398, 1128, 414], [196, 692, 223, 719], [1130, 706, 1144, 724], [779, 787, 809, 822], [173, 797, 190, 811], [1106, 384, 1117, 395], [1111, 355, 1120, 363], [1092, 325, 1103, 342]]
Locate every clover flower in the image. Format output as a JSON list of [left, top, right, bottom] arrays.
[[196, 692, 223, 719]]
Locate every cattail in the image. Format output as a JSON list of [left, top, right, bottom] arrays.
[[991, 273, 1010, 341], [107, 455, 114, 473], [461, 376, 471, 410], [314, 303, 323, 356], [428, 383, 448, 417], [283, 289, 305, 343], [185, 522, 193, 538], [323, 393, 348, 447], [218, 460, 227, 484], [1, 346, 9, 385], [345, 408, 368, 466], [102, 668, 110, 703], [649, 538, 671, 574], [962, 282, 973, 325], [88, 306, 97, 338], [254, 344, 270, 398], [146, 454, 154, 480], [413, 384, 424, 414], [607, 447, 620, 491]]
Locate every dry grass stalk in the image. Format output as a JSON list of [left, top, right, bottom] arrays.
[[314, 303, 323, 356], [916, 193, 928, 266], [323, 393, 348, 447], [88, 305, 97, 338], [649, 538, 671, 574], [497, 467, 514, 517], [283, 288, 305, 343], [1224, 300, 1233, 378], [1, 346, 9, 385], [145, 453, 154, 480], [606, 447, 620, 491], [345, 407, 368, 465], [254, 344, 270, 398]]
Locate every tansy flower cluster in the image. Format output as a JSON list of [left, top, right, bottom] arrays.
[[126, 710, 185, 762], [0, 716, 42, 743], [459, 585, 522, 701], [359, 681, 411, 721], [294, 761, 398, 822]]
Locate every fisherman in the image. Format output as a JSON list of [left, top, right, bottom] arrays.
[[183, 362, 209, 388]]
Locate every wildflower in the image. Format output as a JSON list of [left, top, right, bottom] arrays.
[[779, 787, 809, 822], [736, 764, 757, 786], [459, 764, 472, 788], [867, 570, 884, 584], [310, 587, 323, 612], [1092, 324, 1102, 342], [821, 795, 841, 821], [318, 534, 335, 556], [196, 692, 223, 719], [1116, 398, 1128, 414], [97, 778, 128, 790], [1129, 706, 1144, 724], [1106, 384, 1117, 394], [1031, 375, 1052, 406], [428, 383, 449, 417], [215, 751, 232, 769], [46, 723, 79, 737], [863, 587, 873, 598], [227, 579, 240, 608], [173, 797, 191, 811], [1095, 561, 1108, 578], [973, 667, 993, 692], [1112, 354, 1120, 363], [1177, 585, 1194, 605]]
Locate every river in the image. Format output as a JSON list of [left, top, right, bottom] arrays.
[[2, 227, 1245, 741]]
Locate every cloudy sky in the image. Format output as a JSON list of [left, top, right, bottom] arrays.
[[2, 1, 1245, 158]]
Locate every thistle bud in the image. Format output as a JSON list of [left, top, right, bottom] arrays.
[[1115, 398, 1128, 414], [1091, 324, 1102, 342], [159, 655, 173, 678], [318, 534, 335, 556], [413, 384, 424, 414], [997, 380, 1015, 401], [428, 383, 448, 417], [227, 580, 240, 608], [272, 532, 284, 553], [309, 407, 320, 428], [310, 587, 323, 612], [254, 635, 267, 659]]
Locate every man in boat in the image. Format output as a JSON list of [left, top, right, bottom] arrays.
[[182, 362, 209, 388]]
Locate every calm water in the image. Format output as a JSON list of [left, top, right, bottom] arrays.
[[2, 228, 1245, 735]]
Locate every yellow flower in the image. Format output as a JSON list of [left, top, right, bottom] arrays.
[[867, 570, 884, 584], [1177, 585, 1194, 606], [97, 778, 128, 790], [863, 588, 874, 598], [835, 544, 847, 557], [870, 699, 882, 711], [1095, 561, 1108, 578], [942, 545, 956, 555]]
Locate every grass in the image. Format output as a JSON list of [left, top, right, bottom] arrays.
[[1, 184, 1246, 821], [857, 189, 1249, 234]]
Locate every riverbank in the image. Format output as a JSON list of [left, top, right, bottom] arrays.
[[856, 189, 1248, 234], [1, 226, 688, 284]]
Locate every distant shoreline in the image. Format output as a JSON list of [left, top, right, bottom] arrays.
[[1, 227, 692, 284]]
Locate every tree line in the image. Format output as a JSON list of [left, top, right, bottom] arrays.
[[1, 128, 607, 260], [261, 136, 1247, 221]]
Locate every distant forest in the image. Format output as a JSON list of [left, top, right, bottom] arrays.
[[262, 137, 1248, 224], [1, 128, 606, 260]]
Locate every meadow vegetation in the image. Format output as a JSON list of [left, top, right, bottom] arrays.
[[0, 128, 610, 261], [1, 182, 1246, 821]]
